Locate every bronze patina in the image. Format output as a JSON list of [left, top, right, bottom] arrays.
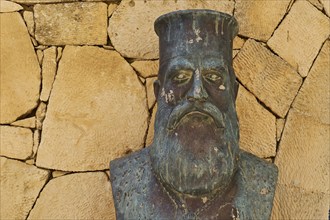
[[110, 9, 278, 220]]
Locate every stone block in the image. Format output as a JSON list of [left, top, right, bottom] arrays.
[[0, 126, 33, 160], [27, 172, 115, 219], [40, 46, 57, 101], [108, 0, 234, 59], [131, 60, 159, 78], [267, 0, 330, 77], [0, 12, 40, 124], [234, 39, 302, 117], [0, 0, 23, 13], [34, 2, 107, 45], [146, 104, 157, 146], [0, 157, 49, 219], [146, 77, 157, 109], [11, 117, 36, 129], [235, 0, 290, 41], [271, 184, 329, 219], [36, 46, 148, 171], [275, 109, 329, 194], [292, 40, 330, 125], [23, 11, 34, 36], [236, 86, 276, 158]]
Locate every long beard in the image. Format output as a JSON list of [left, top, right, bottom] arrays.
[[150, 103, 239, 196]]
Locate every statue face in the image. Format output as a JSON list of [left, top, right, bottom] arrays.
[[150, 53, 240, 196]]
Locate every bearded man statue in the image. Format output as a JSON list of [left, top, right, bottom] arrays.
[[109, 9, 278, 220]]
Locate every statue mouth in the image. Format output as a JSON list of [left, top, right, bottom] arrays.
[[167, 103, 225, 131]]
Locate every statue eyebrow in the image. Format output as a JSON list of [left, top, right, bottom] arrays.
[[165, 58, 194, 74]]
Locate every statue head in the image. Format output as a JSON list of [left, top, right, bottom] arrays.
[[150, 10, 240, 197]]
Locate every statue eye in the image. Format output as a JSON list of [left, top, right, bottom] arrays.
[[172, 71, 192, 84], [204, 72, 221, 82]]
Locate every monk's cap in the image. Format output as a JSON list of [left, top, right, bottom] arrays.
[[154, 9, 239, 63]]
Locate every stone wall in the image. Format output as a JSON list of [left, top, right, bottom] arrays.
[[0, 0, 329, 219]]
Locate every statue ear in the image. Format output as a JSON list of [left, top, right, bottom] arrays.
[[153, 80, 160, 101]]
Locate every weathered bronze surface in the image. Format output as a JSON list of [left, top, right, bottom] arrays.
[[110, 9, 278, 220]]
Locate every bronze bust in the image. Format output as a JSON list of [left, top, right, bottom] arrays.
[[110, 10, 278, 220]]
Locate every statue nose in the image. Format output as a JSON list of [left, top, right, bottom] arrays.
[[187, 73, 208, 102]]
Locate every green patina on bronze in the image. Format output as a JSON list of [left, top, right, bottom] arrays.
[[110, 10, 278, 220]]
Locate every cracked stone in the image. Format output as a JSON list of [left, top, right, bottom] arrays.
[[236, 86, 276, 158], [292, 40, 330, 125], [108, 3, 118, 17], [0, 1, 23, 13], [276, 118, 285, 142], [146, 104, 157, 146], [146, 77, 157, 109], [131, 60, 159, 78], [36, 102, 47, 130], [57, 47, 63, 62], [267, 0, 330, 77], [0, 12, 40, 124], [36, 46, 148, 171], [275, 109, 329, 194], [308, 0, 324, 10], [234, 39, 302, 117], [34, 2, 108, 45], [27, 172, 115, 219], [235, 0, 291, 41], [40, 46, 57, 102], [271, 184, 328, 219], [36, 50, 43, 65], [11, 117, 36, 129], [320, 0, 330, 16], [23, 11, 34, 36], [0, 126, 33, 160], [108, 0, 234, 59], [0, 157, 49, 219]]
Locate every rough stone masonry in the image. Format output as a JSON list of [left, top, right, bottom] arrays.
[[0, 0, 329, 219]]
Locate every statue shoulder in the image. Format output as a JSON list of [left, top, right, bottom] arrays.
[[235, 150, 278, 219]]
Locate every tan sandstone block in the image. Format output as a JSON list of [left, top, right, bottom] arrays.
[[36, 102, 47, 130], [292, 40, 330, 125], [108, 3, 118, 17], [131, 60, 159, 78], [146, 104, 157, 146], [11, 117, 36, 129], [0, 13, 40, 124], [276, 118, 285, 142], [235, 0, 291, 41], [23, 11, 34, 36], [0, 0, 23, 12], [36, 49, 43, 65], [146, 77, 157, 109], [308, 0, 324, 10], [275, 109, 329, 194], [320, 0, 330, 16], [236, 86, 276, 158], [108, 0, 234, 59], [40, 46, 57, 101], [268, 0, 330, 77], [34, 2, 107, 45], [0, 126, 33, 160], [28, 172, 115, 219], [0, 157, 49, 219], [57, 47, 63, 61], [233, 36, 245, 50], [12, 0, 108, 4], [36, 46, 148, 171], [271, 184, 329, 220], [234, 39, 302, 118], [32, 129, 40, 158], [52, 170, 70, 178]]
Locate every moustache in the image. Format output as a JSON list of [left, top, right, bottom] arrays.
[[167, 101, 225, 131]]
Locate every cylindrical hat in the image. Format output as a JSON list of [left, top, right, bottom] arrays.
[[154, 10, 238, 65]]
